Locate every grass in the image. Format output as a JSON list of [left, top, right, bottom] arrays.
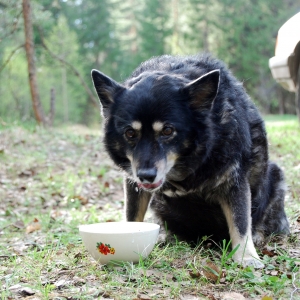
[[265, 115, 300, 219], [0, 115, 300, 299]]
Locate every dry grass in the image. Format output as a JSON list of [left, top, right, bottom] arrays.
[[0, 116, 299, 299]]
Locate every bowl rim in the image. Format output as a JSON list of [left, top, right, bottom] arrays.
[[78, 221, 160, 235]]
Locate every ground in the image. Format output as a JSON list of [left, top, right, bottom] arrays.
[[0, 115, 299, 300]]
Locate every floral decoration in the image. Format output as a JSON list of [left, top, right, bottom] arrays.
[[96, 242, 115, 255]]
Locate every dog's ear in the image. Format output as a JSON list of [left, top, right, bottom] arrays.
[[183, 69, 220, 110], [91, 69, 124, 118]]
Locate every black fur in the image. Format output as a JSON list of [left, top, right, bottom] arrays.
[[91, 54, 290, 267]]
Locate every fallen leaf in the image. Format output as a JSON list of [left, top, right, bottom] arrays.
[[66, 243, 75, 250], [219, 277, 226, 283], [25, 220, 41, 234], [54, 279, 72, 288], [136, 294, 152, 300], [143, 269, 174, 281], [289, 249, 300, 258], [188, 270, 201, 278], [18, 168, 35, 177], [74, 252, 84, 261], [104, 181, 110, 188], [12, 240, 28, 255], [270, 270, 278, 276], [179, 294, 201, 300], [12, 220, 25, 229], [91, 289, 111, 298], [19, 287, 35, 296], [116, 275, 126, 284], [201, 260, 220, 283], [221, 292, 245, 299], [8, 284, 22, 290], [74, 195, 88, 205], [73, 276, 86, 286], [262, 248, 276, 257], [172, 258, 187, 268]]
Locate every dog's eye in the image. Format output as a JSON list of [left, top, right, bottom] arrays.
[[125, 128, 136, 139], [162, 126, 174, 136]]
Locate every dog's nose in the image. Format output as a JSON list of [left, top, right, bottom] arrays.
[[137, 168, 157, 183]]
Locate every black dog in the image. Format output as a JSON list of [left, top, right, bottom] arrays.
[[91, 54, 289, 268]]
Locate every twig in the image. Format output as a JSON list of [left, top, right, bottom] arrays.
[[0, 44, 24, 72], [290, 272, 300, 300]]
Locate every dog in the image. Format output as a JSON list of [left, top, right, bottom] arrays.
[[91, 54, 290, 268]]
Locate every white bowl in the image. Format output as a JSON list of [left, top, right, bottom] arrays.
[[79, 222, 160, 264]]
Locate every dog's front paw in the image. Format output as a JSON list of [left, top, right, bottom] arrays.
[[157, 232, 167, 244], [252, 231, 266, 248], [234, 249, 265, 269], [240, 257, 265, 269], [157, 232, 177, 246]]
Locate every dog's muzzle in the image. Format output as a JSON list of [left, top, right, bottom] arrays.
[[136, 168, 163, 190]]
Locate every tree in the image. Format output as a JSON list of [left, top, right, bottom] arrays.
[[61, 0, 117, 74], [137, 0, 171, 62], [185, 0, 300, 113], [22, 0, 46, 125], [1, 0, 299, 123], [59, 0, 118, 123], [185, 0, 218, 54], [38, 14, 98, 123]]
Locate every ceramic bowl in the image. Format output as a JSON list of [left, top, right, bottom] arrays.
[[79, 222, 160, 264]]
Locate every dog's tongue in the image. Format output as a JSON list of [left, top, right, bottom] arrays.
[[138, 180, 162, 190]]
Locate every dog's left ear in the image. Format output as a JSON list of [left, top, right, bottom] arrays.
[[183, 69, 220, 110], [91, 69, 124, 118]]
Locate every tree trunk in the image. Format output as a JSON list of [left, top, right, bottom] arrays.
[[22, 0, 45, 125]]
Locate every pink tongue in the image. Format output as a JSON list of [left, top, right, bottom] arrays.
[[141, 183, 157, 189], [138, 180, 162, 189]]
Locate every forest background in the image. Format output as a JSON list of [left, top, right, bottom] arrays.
[[0, 0, 300, 126]]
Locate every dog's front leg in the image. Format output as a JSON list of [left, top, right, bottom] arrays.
[[124, 178, 151, 222], [219, 181, 264, 268]]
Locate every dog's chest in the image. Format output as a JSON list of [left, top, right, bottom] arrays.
[[161, 180, 202, 199], [161, 166, 237, 200]]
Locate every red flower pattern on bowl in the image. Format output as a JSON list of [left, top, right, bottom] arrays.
[[96, 242, 115, 255]]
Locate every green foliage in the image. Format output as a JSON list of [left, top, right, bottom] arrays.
[[136, 1, 171, 62], [40, 15, 87, 123], [265, 115, 300, 217], [0, 49, 31, 120], [0, 0, 299, 124]]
